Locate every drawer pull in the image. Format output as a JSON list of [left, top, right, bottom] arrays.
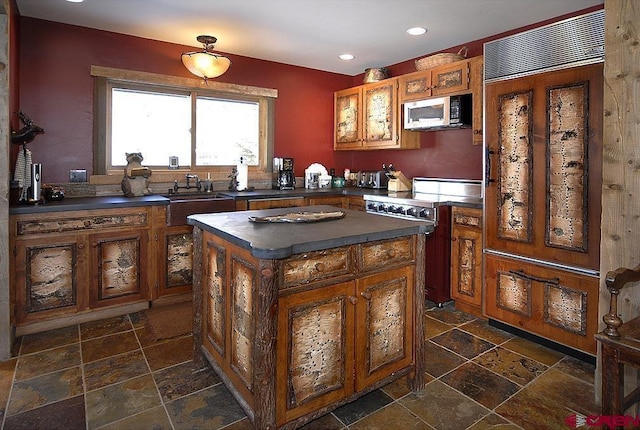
[[386, 249, 396, 258], [348, 296, 358, 305], [315, 262, 326, 272], [360, 291, 372, 300], [509, 269, 559, 285]]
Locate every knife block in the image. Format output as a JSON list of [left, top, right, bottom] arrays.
[[387, 171, 412, 192]]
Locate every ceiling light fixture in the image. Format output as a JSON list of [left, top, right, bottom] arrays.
[[407, 27, 427, 36], [181, 35, 231, 82], [339, 54, 354, 61]]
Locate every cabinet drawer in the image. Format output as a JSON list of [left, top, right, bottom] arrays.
[[15, 210, 149, 236], [452, 206, 482, 229], [282, 246, 354, 288], [358, 237, 414, 272], [484, 253, 598, 354]]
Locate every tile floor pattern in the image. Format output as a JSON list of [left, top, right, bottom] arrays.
[[0, 302, 600, 430]]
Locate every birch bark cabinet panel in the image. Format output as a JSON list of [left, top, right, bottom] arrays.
[[334, 78, 419, 151], [10, 206, 161, 333]]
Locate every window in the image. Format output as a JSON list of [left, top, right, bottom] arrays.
[[92, 66, 277, 176]]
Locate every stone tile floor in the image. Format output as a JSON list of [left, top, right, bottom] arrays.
[[0, 302, 599, 429]]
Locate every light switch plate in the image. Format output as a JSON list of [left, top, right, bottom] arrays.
[[69, 169, 87, 182]]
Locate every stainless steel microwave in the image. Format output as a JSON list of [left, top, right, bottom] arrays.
[[403, 94, 471, 130]]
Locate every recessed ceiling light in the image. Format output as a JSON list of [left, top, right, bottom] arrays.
[[339, 54, 354, 61], [66, 0, 84, 3], [407, 27, 427, 36]]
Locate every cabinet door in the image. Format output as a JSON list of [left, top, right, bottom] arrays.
[[450, 207, 483, 315], [13, 236, 85, 324], [362, 79, 398, 149], [484, 253, 598, 354], [469, 56, 483, 145], [431, 60, 470, 96], [88, 229, 150, 308], [484, 63, 603, 270], [398, 71, 432, 102], [276, 281, 355, 425], [334, 86, 363, 150], [355, 266, 413, 391], [157, 225, 193, 298]]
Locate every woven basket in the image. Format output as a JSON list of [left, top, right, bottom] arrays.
[[415, 47, 468, 71]]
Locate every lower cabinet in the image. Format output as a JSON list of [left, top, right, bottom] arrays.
[[10, 206, 162, 333], [484, 253, 599, 354], [277, 265, 413, 423], [450, 206, 483, 317], [199, 232, 420, 428], [247, 197, 306, 210], [157, 225, 194, 298]]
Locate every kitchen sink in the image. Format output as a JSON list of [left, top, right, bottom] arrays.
[[164, 192, 235, 226]]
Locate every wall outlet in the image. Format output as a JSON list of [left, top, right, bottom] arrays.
[[69, 169, 87, 183]]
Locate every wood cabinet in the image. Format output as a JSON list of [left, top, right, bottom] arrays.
[[469, 56, 484, 145], [307, 195, 346, 208], [10, 206, 162, 334], [197, 227, 423, 429], [485, 63, 603, 271], [484, 63, 603, 355], [345, 195, 365, 212], [484, 253, 599, 354], [334, 78, 419, 150], [398, 58, 471, 102], [450, 206, 483, 318], [247, 196, 306, 210], [157, 225, 193, 299]]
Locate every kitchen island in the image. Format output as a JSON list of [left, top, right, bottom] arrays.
[[188, 205, 431, 429]]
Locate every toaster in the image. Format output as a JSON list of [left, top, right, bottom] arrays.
[[357, 171, 389, 189]]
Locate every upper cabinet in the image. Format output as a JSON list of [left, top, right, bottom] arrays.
[[335, 56, 483, 151], [334, 78, 419, 151], [398, 59, 470, 102]]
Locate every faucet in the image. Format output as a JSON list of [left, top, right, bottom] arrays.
[[185, 174, 200, 190], [172, 174, 201, 193]]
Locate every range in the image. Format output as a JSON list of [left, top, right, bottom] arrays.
[[364, 177, 482, 306]]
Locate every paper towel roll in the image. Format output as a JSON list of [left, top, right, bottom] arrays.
[[237, 157, 248, 191]]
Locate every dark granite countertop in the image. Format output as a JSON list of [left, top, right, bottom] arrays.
[[188, 205, 432, 259], [9, 186, 482, 215], [9, 195, 169, 215], [220, 187, 386, 200]]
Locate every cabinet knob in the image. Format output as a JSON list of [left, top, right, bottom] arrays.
[[360, 291, 372, 300], [387, 249, 396, 258], [77, 243, 85, 249], [315, 262, 325, 272], [91, 242, 98, 248], [348, 296, 358, 305]]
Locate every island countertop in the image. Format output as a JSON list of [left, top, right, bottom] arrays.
[[187, 204, 432, 259]]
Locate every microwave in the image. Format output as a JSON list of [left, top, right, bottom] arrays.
[[403, 94, 471, 130]]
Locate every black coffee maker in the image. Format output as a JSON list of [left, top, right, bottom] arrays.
[[273, 157, 295, 190]]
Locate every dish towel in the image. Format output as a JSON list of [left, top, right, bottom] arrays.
[[14, 148, 32, 201]]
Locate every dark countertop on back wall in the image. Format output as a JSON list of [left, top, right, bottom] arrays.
[[9, 186, 482, 215]]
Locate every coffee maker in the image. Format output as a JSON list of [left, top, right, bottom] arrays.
[[273, 157, 295, 190]]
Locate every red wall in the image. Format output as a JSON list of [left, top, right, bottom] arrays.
[[18, 18, 352, 183], [17, 5, 602, 184]]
